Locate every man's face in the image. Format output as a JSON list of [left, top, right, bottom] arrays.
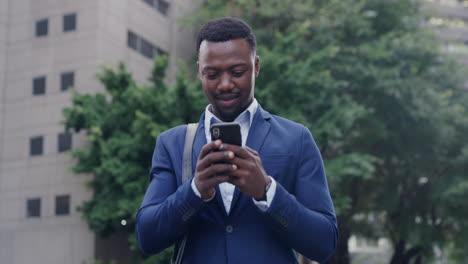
[[198, 38, 260, 122]]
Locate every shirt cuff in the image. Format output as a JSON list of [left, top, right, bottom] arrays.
[[252, 176, 277, 212], [191, 178, 215, 202]]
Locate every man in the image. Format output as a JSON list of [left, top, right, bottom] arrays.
[[136, 17, 338, 263]]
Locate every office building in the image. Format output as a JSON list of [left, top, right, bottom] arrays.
[[425, 0, 468, 88], [0, 0, 197, 263]]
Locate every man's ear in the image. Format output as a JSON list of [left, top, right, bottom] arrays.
[[197, 61, 202, 80], [255, 55, 260, 78]]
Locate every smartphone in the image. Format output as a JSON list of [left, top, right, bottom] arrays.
[[210, 122, 242, 146]]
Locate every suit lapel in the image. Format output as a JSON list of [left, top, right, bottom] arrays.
[[191, 113, 206, 172], [191, 107, 273, 217], [230, 106, 272, 214], [191, 113, 228, 215], [215, 185, 229, 217], [245, 106, 272, 152]]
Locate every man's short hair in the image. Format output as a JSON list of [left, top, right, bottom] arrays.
[[196, 17, 257, 53]]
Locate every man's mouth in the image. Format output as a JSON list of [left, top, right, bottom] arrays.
[[215, 93, 240, 107], [216, 93, 240, 101]]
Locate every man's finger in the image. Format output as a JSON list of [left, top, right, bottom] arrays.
[[198, 163, 237, 179], [197, 150, 235, 171], [219, 143, 251, 159], [199, 174, 231, 190], [227, 174, 245, 187], [226, 156, 251, 170], [227, 168, 248, 180], [198, 140, 222, 160]]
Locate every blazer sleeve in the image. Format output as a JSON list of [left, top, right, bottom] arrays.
[[264, 126, 338, 263], [135, 133, 205, 255]]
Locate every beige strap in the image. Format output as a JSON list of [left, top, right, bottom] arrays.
[[174, 123, 198, 264], [182, 123, 198, 184]]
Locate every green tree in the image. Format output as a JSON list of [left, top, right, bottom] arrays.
[[190, 0, 468, 263], [63, 0, 468, 263], [190, 1, 380, 263], [63, 56, 206, 263]]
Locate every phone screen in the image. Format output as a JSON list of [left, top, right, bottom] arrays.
[[210, 122, 242, 146]]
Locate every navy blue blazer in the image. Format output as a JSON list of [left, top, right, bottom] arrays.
[[136, 106, 338, 263]]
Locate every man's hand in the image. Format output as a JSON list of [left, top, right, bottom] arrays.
[[220, 144, 272, 200], [194, 140, 237, 200]]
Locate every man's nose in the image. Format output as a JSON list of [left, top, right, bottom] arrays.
[[217, 73, 234, 91]]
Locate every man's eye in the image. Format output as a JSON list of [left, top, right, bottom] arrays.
[[205, 72, 218, 79], [232, 71, 245, 77]]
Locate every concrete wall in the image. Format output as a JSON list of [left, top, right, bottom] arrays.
[[424, 0, 468, 88], [0, 1, 97, 263], [0, 0, 199, 263]]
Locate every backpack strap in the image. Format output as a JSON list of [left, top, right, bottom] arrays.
[[173, 123, 199, 264], [182, 123, 199, 184]]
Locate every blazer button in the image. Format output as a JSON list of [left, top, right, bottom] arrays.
[[275, 214, 288, 228], [225, 225, 233, 233], [281, 219, 288, 228]]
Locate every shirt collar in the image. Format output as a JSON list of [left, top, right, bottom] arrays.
[[204, 99, 258, 140], [205, 99, 258, 126]]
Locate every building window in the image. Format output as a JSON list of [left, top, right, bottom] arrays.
[[142, 0, 170, 16], [33, 76, 46, 95], [127, 30, 167, 60], [30, 136, 44, 156], [58, 132, 72, 152], [445, 42, 468, 56], [35, 18, 48, 37], [55, 195, 70, 215], [63, 13, 77, 32], [158, 0, 169, 15], [140, 38, 155, 58], [60, 72, 74, 91], [157, 47, 168, 57], [127, 31, 138, 50], [27, 198, 41, 218], [428, 16, 468, 29]]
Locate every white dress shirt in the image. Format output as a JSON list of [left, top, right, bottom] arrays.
[[191, 99, 277, 214]]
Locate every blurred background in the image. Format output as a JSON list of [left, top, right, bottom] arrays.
[[0, 0, 467, 264]]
